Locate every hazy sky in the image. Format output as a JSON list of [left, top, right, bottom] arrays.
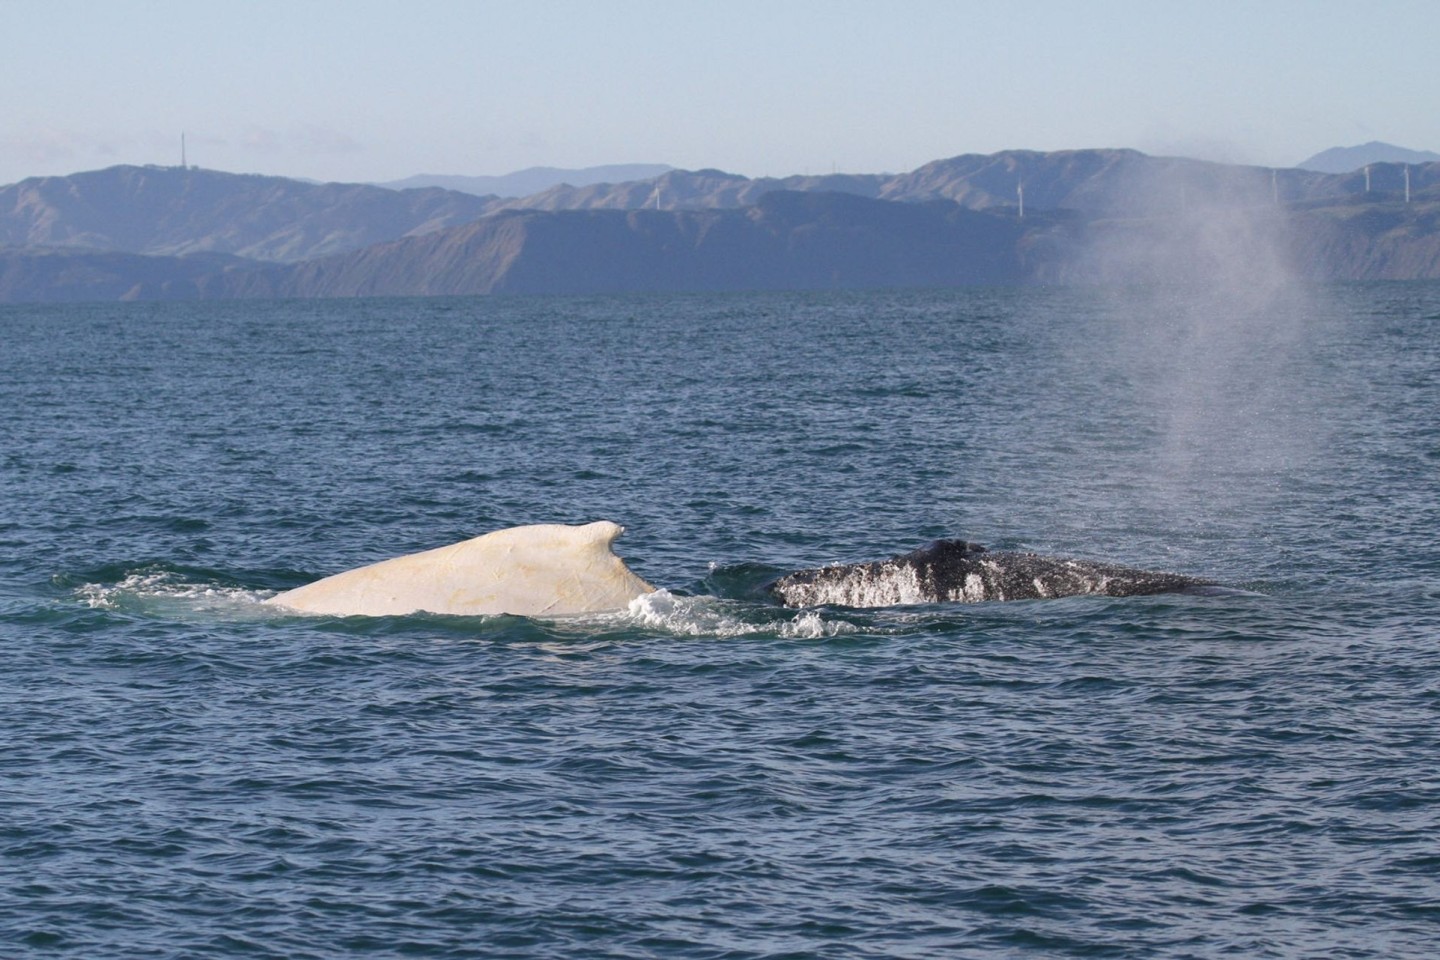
[[4, 0, 1438, 186]]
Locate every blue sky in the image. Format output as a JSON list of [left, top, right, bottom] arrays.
[[3, 0, 1438, 185]]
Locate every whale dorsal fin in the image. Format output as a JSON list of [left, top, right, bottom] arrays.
[[266, 521, 655, 617], [915, 538, 987, 558]]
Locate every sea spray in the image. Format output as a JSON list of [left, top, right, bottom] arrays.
[[1072, 162, 1333, 519]]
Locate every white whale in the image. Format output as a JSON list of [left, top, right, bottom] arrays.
[[265, 520, 656, 617]]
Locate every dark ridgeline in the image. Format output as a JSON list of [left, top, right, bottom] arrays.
[[1, 149, 1439, 302], [217, 192, 1038, 299]]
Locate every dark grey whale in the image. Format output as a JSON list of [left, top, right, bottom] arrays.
[[768, 538, 1214, 608]]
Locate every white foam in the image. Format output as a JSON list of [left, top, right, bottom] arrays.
[[77, 570, 280, 620], [623, 589, 861, 639]]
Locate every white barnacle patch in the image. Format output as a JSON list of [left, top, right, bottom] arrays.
[[782, 559, 931, 608], [1032, 577, 1051, 598], [1059, 559, 1103, 595], [963, 572, 986, 603], [835, 560, 928, 607]]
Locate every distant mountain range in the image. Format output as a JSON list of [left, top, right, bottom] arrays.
[[376, 164, 673, 197], [1297, 141, 1440, 174], [0, 166, 492, 262], [2, 148, 1438, 302]]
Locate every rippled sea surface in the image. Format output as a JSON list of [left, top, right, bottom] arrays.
[[3, 285, 1438, 958]]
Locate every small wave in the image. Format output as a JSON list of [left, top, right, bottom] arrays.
[[620, 589, 863, 639], [74, 567, 279, 621], [69, 574, 864, 637]]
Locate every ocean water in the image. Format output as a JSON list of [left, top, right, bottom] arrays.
[[2, 285, 1438, 958]]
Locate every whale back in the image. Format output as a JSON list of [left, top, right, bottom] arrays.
[[266, 521, 655, 617], [769, 539, 1208, 608]]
